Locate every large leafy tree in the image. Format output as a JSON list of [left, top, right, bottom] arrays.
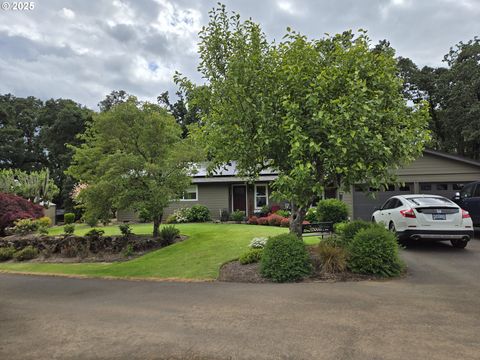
[[38, 99, 92, 209], [67, 99, 196, 237], [180, 5, 430, 235], [397, 37, 480, 159]]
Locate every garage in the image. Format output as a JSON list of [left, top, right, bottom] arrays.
[[348, 150, 480, 220]]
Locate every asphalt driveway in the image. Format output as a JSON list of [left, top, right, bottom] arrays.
[[1, 240, 480, 360]]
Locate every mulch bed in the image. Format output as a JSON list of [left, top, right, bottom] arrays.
[[218, 245, 382, 283]]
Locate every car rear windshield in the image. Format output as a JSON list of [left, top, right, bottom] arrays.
[[406, 197, 454, 207]]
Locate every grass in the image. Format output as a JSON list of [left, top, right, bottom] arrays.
[[0, 223, 320, 280]]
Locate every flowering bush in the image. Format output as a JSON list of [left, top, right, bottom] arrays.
[[172, 208, 190, 223], [247, 216, 258, 225], [257, 217, 269, 225], [270, 204, 281, 213], [249, 237, 268, 249], [267, 214, 283, 226], [280, 218, 290, 227]]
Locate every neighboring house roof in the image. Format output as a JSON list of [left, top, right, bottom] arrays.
[[423, 149, 480, 168]]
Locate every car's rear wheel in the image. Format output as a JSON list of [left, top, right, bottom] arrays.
[[451, 239, 468, 249], [388, 221, 396, 233]]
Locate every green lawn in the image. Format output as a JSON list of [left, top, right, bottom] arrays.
[[0, 223, 319, 280]]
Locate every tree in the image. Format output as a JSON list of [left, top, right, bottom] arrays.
[[98, 90, 133, 112], [0, 94, 44, 171], [179, 5, 430, 235], [0, 168, 59, 203], [397, 37, 480, 159], [38, 98, 92, 209], [0, 192, 44, 236], [157, 87, 207, 138], [67, 98, 196, 237]]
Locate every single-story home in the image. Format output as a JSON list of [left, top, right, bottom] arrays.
[[117, 149, 480, 222]]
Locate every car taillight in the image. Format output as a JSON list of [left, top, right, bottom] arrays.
[[462, 209, 470, 218], [400, 208, 416, 218]]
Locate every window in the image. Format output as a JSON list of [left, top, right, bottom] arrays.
[[180, 185, 198, 201], [435, 183, 448, 191], [420, 183, 432, 191], [453, 183, 464, 191], [474, 185, 480, 198], [461, 184, 475, 198], [255, 184, 268, 209]]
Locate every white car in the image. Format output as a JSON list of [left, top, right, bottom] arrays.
[[372, 194, 474, 248]]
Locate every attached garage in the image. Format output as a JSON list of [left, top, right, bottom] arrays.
[[347, 150, 480, 220]]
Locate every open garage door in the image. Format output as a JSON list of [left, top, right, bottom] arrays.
[[353, 183, 414, 220]]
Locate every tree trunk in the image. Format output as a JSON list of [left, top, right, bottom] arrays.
[[152, 214, 163, 238], [290, 204, 306, 237]]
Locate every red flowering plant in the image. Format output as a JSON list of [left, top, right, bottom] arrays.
[[280, 217, 290, 227], [257, 217, 269, 225], [247, 216, 258, 225], [0, 193, 44, 236], [267, 214, 283, 226]]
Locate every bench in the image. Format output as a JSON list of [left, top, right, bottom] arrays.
[[301, 222, 333, 238]]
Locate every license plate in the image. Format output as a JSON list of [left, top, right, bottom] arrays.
[[432, 214, 446, 220]]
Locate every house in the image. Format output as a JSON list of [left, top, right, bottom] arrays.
[[116, 149, 480, 222]]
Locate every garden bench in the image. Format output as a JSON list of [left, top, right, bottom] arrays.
[[301, 222, 333, 238]]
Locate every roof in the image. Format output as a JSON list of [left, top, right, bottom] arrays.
[[424, 149, 480, 168], [191, 162, 277, 178]]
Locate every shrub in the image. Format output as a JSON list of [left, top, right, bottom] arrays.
[[305, 207, 317, 223], [270, 205, 281, 213], [321, 234, 345, 248], [280, 217, 290, 227], [38, 225, 49, 235], [247, 216, 258, 225], [267, 214, 283, 226], [317, 242, 347, 274], [123, 244, 134, 257], [348, 226, 404, 277], [334, 221, 349, 235], [0, 192, 44, 236], [13, 246, 38, 261], [36, 216, 52, 228], [159, 225, 180, 246], [13, 218, 39, 235], [187, 205, 211, 222], [230, 210, 245, 222], [64, 224, 75, 235], [275, 209, 290, 218], [342, 220, 374, 245], [259, 205, 271, 217], [85, 228, 105, 238], [249, 237, 268, 249], [0, 246, 15, 261], [119, 224, 133, 237], [138, 208, 152, 223], [261, 233, 312, 282], [173, 208, 190, 223], [257, 217, 269, 225], [83, 213, 98, 227], [165, 214, 177, 224], [317, 199, 349, 224], [220, 209, 230, 222], [64, 213, 75, 224], [239, 248, 263, 264]]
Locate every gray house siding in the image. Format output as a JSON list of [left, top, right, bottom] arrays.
[[164, 183, 230, 220], [347, 151, 480, 220]]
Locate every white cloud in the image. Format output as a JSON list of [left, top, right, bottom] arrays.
[[61, 8, 75, 20]]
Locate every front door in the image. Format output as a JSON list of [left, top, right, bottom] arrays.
[[232, 185, 247, 212]]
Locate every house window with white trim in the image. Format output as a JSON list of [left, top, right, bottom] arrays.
[[180, 185, 198, 201], [255, 184, 268, 209]]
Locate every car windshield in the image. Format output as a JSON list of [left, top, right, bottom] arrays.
[[406, 197, 454, 207]]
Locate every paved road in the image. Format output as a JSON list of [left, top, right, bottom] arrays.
[[1, 240, 480, 360]]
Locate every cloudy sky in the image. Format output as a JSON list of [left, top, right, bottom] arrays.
[[0, 0, 479, 109]]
